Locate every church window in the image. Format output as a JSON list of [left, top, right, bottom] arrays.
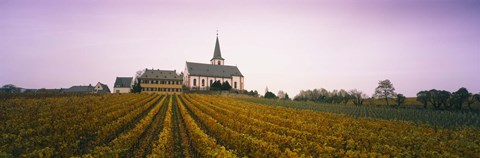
[[210, 80, 213, 86], [193, 79, 197, 86], [234, 82, 237, 89], [202, 79, 205, 86], [218, 61, 221, 65]]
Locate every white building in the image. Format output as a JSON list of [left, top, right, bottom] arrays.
[[113, 77, 133, 93], [94, 82, 111, 94], [184, 35, 244, 90]]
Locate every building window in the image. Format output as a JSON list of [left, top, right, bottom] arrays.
[[234, 82, 237, 89], [210, 80, 213, 86], [202, 79, 205, 86], [218, 61, 221, 65], [193, 79, 197, 86]]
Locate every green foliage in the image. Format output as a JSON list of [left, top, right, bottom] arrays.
[[221, 81, 232, 91], [247, 90, 259, 97], [396, 94, 406, 107], [416, 91, 429, 108], [418, 88, 477, 110], [264, 91, 277, 99], [132, 79, 142, 93], [451, 87, 470, 110], [210, 81, 222, 91]]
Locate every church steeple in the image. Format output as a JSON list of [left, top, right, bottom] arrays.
[[211, 31, 225, 65]]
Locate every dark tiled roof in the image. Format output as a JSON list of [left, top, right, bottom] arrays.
[[114, 77, 133, 88], [139, 69, 183, 80], [97, 83, 111, 94], [186, 62, 243, 78], [65, 85, 94, 93]]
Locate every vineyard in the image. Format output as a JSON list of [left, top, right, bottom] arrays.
[[238, 96, 480, 129], [1, 94, 479, 157]]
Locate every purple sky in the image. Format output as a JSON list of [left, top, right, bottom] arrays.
[[1, 0, 479, 97]]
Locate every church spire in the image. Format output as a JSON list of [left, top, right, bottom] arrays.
[[211, 30, 225, 65], [212, 33, 224, 60]]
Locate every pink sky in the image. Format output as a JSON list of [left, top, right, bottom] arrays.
[[1, 0, 479, 97]]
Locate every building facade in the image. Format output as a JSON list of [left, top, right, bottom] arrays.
[[94, 82, 111, 94], [114, 77, 133, 93], [138, 69, 183, 94], [184, 35, 244, 90]]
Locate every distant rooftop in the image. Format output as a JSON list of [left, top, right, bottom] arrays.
[[138, 69, 183, 80]]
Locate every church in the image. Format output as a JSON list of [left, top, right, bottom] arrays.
[[183, 34, 244, 90]]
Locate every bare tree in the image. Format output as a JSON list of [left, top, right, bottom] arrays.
[[349, 89, 367, 106], [374, 79, 396, 106], [277, 90, 286, 99]]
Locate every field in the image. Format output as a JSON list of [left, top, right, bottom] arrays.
[[237, 96, 480, 129], [1, 94, 479, 157]]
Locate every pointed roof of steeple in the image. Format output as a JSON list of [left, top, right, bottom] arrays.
[[211, 34, 224, 60]]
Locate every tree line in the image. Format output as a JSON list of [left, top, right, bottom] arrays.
[[417, 88, 480, 110], [291, 79, 479, 110]]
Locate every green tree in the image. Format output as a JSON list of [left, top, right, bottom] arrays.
[[416, 91, 430, 108], [466, 93, 477, 110], [210, 81, 222, 91], [264, 91, 277, 99], [221, 81, 232, 91], [132, 70, 143, 93], [374, 79, 396, 106], [132, 80, 142, 93], [1, 84, 19, 93], [248, 90, 259, 97], [451, 87, 470, 110], [396, 94, 406, 107], [284, 93, 290, 100], [438, 90, 451, 109]]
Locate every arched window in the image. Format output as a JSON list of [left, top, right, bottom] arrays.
[[210, 80, 213, 86], [193, 79, 197, 86], [234, 82, 237, 89], [202, 79, 205, 86]]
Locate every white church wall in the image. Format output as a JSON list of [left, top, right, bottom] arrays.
[[232, 76, 242, 90]]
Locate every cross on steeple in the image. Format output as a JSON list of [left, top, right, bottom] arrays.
[[211, 29, 225, 65]]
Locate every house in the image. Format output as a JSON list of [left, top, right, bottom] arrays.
[[113, 77, 133, 93], [137, 69, 183, 94], [94, 82, 111, 94], [64, 84, 94, 93], [64, 82, 110, 94], [184, 34, 244, 90]]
